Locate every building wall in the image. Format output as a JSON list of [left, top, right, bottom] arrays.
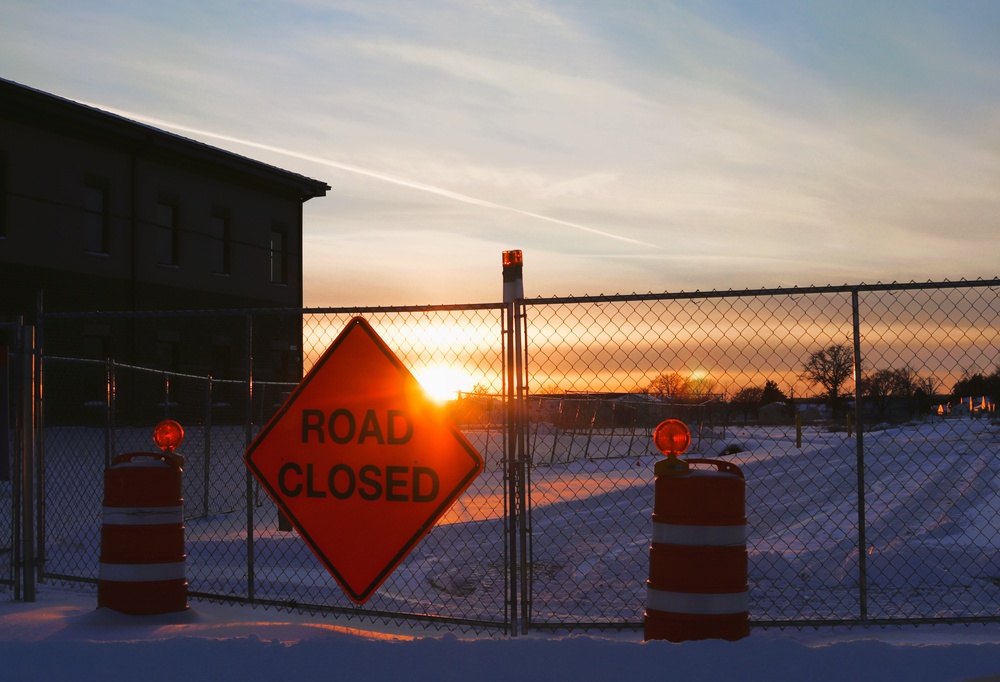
[[0, 79, 328, 387], [1, 116, 316, 313]]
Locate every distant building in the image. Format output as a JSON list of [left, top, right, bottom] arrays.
[[0, 78, 329, 384], [758, 401, 791, 425], [949, 396, 996, 417]]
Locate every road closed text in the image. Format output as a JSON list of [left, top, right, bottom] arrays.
[[301, 408, 413, 445], [278, 462, 440, 502], [276, 409, 442, 502]]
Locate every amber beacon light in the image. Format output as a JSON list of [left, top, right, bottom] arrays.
[[502, 250, 523, 302], [153, 419, 185, 466], [653, 418, 691, 476], [153, 419, 185, 452]]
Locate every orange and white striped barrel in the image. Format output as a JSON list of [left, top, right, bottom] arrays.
[[644, 458, 749, 642], [98, 452, 187, 615]]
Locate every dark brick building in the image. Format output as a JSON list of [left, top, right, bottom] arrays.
[[0, 78, 329, 383]]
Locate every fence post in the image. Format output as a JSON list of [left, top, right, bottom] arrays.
[[584, 403, 596, 459], [163, 374, 170, 420], [851, 289, 867, 623], [20, 324, 36, 602], [515, 299, 530, 634], [502, 250, 529, 635], [104, 358, 114, 468], [204, 376, 212, 518], [551, 399, 562, 464], [244, 313, 255, 601], [606, 402, 617, 458]]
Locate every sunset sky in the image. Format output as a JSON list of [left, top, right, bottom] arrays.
[[3, 1, 999, 306]]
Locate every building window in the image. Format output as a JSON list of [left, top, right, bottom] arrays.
[[210, 341, 232, 380], [210, 208, 231, 275], [155, 330, 179, 373], [156, 196, 179, 266], [83, 175, 110, 254], [270, 224, 288, 284]]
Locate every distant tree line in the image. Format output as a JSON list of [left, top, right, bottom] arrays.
[[482, 344, 999, 428], [858, 366, 938, 418], [798, 342, 1000, 420], [730, 380, 788, 421], [643, 371, 718, 400], [952, 369, 1000, 402]]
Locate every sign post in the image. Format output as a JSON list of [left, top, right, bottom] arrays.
[[245, 317, 483, 603]]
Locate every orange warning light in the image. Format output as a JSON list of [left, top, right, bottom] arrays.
[[653, 419, 691, 456], [502, 250, 523, 267], [153, 419, 185, 453]]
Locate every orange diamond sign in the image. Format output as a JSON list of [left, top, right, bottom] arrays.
[[245, 317, 484, 603]]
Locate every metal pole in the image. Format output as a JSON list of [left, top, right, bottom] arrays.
[[204, 376, 212, 518], [606, 402, 617, 458], [502, 250, 523, 635], [20, 324, 35, 601], [852, 290, 867, 622], [34, 293, 46, 585], [104, 357, 113, 468], [244, 314, 255, 601], [515, 298, 530, 634], [503, 300, 517, 635], [110, 360, 117, 465]]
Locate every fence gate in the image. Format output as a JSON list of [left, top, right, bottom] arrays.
[[34, 305, 514, 634]]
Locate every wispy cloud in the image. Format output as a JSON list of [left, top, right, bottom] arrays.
[[88, 104, 657, 249], [5, 0, 998, 302]]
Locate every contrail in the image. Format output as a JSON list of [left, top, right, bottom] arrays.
[[88, 103, 657, 249]]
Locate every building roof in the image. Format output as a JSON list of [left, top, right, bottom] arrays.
[[0, 77, 330, 201]]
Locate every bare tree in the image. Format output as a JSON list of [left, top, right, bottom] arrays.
[[859, 368, 908, 416], [688, 375, 718, 399], [731, 386, 765, 421], [646, 371, 692, 399], [801, 344, 854, 414]]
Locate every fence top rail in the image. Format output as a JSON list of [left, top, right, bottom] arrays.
[[521, 277, 1000, 306], [35, 277, 1000, 320], [39, 301, 509, 320]]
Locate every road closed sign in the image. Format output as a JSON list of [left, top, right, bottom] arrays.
[[244, 316, 484, 603]]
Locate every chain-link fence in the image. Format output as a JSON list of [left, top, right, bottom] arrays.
[[521, 282, 1000, 629], [28, 279, 1000, 633], [37, 305, 511, 631]]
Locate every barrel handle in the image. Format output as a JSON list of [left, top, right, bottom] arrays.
[[111, 451, 179, 468], [682, 458, 744, 479]]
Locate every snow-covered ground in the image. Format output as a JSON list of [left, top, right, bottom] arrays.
[[4, 417, 1000, 680], [3, 586, 1000, 682]]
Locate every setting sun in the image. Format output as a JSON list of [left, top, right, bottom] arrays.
[[413, 365, 477, 403]]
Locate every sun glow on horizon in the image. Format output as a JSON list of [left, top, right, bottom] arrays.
[[414, 365, 477, 404]]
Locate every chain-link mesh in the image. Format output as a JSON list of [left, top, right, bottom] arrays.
[[37, 305, 510, 631], [857, 286, 1000, 622], [521, 282, 1000, 629], [31, 279, 1000, 632]]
